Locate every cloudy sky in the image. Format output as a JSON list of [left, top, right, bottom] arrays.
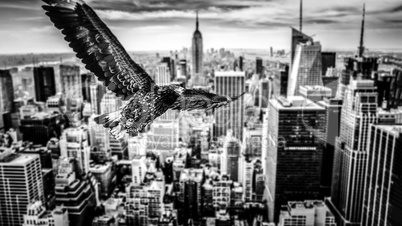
[[0, 0, 401, 54]]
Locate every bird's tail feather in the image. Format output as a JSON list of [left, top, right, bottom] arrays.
[[94, 111, 121, 128]]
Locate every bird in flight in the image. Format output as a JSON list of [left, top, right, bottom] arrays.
[[42, 0, 245, 138]]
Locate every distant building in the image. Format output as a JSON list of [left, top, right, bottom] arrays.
[[272, 65, 289, 97], [362, 124, 402, 226], [266, 96, 326, 222], [19, 112, 63, 146], [90, 83, 106, 115], [321, 52, 336, 76], [0, 152, 45, 226], [161, 57, 175, 81], [155, 63, 171, 86], [214, 71, 245, 140], [131, 156, 147, 185], [299, 85, 332, 102], [60, 64, 82, 100], [191, 12, 204, 86], [0, 70, 14, 113], [89, 162, 113, 198], [33, 67, 56, 102], [59, 127, 91, 176], [256, 57, 264, 78], [278, 200, 336, 226], [88, 114, 111, 163], [221, 133, 241, 182], [100, 90, 122, 114], [288, 41, 323, 96]]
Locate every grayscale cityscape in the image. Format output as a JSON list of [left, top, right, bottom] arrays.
[[0, 0, 402, 226]]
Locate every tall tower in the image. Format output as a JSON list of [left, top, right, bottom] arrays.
[[0, 151, 45, 226], [214, 71, 245, 140], [191, 11, 204, 86], [329, 80, 378, 226], [287, 41, 323, 96], [300, 0, 303, 32], [358, 4, 366, 57]]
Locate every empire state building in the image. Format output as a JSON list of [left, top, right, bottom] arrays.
[[191, 12, 204, 86]]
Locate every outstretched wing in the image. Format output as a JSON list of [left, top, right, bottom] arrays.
[[170, 89, 245, 111], [42, 0, 155, 100]]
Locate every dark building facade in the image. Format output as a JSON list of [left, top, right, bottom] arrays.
[[19, 113, 63, 146], [256, 57, 263, 78], [266, 96, 326, 223], [33, 67, 56, 102], [318, 98, 343, 197], [321, 52, 336, 75]]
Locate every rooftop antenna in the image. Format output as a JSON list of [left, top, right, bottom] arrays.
[[300, 0, 303, 32], [196, 11, 199, 31], [358, 3, 365, 57]]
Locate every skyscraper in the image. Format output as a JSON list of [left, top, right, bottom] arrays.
[[33, 67, 56, 102], [362, 124, 402, 226], [288, 41, 324, 96], [317, 98, 343, 197], [214, 71, 245, 140], [0, 70, 14, 113], [256, 57, 263, 78], [266, 96, 326, 222], [329, 79, 378, 226], [60, 64, 82, 100], [0, 151, 45, 226], [54, 158, 96, 226], [290, 28, 313, 71], [191, 11, 204, 86], [321, 52, 336, 75], [155, 63, 171, 86]]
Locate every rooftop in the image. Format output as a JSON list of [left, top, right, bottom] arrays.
[[270, 96, 325, 111]]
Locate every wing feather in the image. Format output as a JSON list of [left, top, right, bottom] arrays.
[[42, 0, 155, 100], [170, 89, 228, 111]]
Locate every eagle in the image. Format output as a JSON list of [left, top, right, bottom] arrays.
[[42, 0, 245, 138]]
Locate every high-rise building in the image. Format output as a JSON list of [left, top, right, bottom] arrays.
[[288, 41, 324, 96], [19, 112, 63, 146], [278, 200, 337, 226], [361, 124, 402, 226], [266, 96, 326, 222], [90, 83, 106, 115], [256, 57, 264, 78], [317, 98, 343, 197], [329, 79, 378, 226], [60, 64, 82, 100], [290, 28, 313, 71], [161, 57, 175, 81], [0, 70, 14, 113], [155, 63, 171, 86], [337, 57, 379, 99], [0, 151, 45, 226], [273, 65, 290, 98], [33, 67, 56, 102], [81, 73, 95, 102], [221, 133, 241, 182], [214, 71, 245, 140], [147, 120, 179, 154], [59, 127, 91, 177], [131, 156, 147, 185], [54, 158, 96, 226], [191, 12, 204, 86], [100, 90, 122, 114], [321, 52, 336, 76], [89, 162, 113, 198], [88, 114, 111, 163]]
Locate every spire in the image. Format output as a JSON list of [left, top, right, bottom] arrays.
[[358, 3, 365, 57], [300, 0, 303, 32], [196, 11, 199, 31]]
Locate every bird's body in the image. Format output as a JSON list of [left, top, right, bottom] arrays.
[[42, 0, 245, 138]]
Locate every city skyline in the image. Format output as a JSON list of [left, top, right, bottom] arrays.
[[1, 0, 402, 54]]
